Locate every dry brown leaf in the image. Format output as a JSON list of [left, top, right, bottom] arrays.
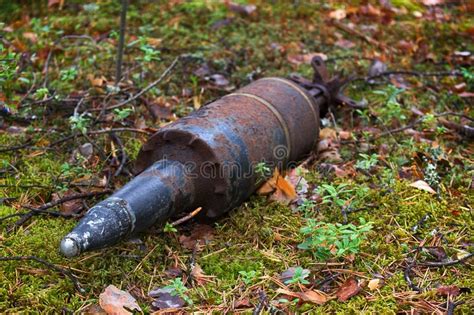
[[299, 290, 329, 305], [257, 168, 296, 204], [190, 264, 215, 285], [276, 288, 329, 305], [178, 224, 214, 250], [88, 74, 106, 87], [99, 285, 142, 315], [409, 180, 436, 194], [336, 278, 361, 302], [319, 128, 338, 140], [436, 285, 460, 297]]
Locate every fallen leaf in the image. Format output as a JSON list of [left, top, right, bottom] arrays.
[[233, 298, 252, 308], [276, 288, 329, 305], [51, 191, 83, 215], [149, 287, 185, 310], [299, 290, 329, 305], [146, 37, 162, 47], [367, 278, 381, 291], [99, 285, 142, 315], [319, 128, 338, 140], [437, 285, 460, 297], [87, 74, 106, 87], [409, 180, 436, 194], [338, 131, 352, 140], [178, 224, 214, 250], [257, 168, 297, 204], [336, 278, 361, 302], [329, 9, 346, 20], [190, 264, 215, 285]]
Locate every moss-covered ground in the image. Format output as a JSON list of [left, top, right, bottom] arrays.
[[0, 0, 473, 313]]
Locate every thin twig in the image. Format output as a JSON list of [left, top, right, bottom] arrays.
[[115, 0, 128, 86], [171, 207, 203, 226], [49, 128, 153, 147], [0, 256, 84, 293], [404, 260, 422, 292], [418, 252, 473, 267], [8, 190, 111, 231], [97, 56, 181, 111]]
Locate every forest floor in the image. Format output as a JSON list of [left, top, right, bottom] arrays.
[[0, 0, 473, 313]]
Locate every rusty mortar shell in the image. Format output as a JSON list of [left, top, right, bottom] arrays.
[[60, 77, 322, 257]]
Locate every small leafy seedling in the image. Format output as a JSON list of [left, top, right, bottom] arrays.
[[113, 107, 133, 121], [163, 278, 193, 305], [317, 183, 352, 208], [69, 113, 91, 134], [163, 222, 177, 233], [355, 153, 379, 171], [283, 267, 310, 285], [298, 218, 373, 260], [238, 270, 258, 285], [255, 161, 271, 182]]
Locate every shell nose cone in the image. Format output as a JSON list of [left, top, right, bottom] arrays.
[[60, 236, 81, 257]]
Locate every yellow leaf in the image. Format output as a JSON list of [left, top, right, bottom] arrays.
[[367, 278, 381, 291]]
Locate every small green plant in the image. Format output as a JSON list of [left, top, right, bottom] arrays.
[[298, 218, 373, 260], [284, 267, 310, 285], [163, 222, 177, 233], [0, 43, 19, 99], [69, 113, 90, 134], [355, 153, 379, 171], [131, 36, 161, 63], [60, 67, 78, 81], [317, 183, 352, 208], [255, 161, 271, 182], [33, 87, 49, 100], [238, 270, 258, 285], [297, 199, 316, 217], [461, 67, 474, 89], [113, 107, 133, 121], [422, 113, 436, 129], [373, 85, 406, 123], [163, 278, 193, 305]]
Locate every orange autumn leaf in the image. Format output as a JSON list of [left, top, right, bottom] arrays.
[[257, 168, 297, 203]]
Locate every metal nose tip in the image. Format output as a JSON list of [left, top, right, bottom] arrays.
[[60, 236, 81, 258]]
